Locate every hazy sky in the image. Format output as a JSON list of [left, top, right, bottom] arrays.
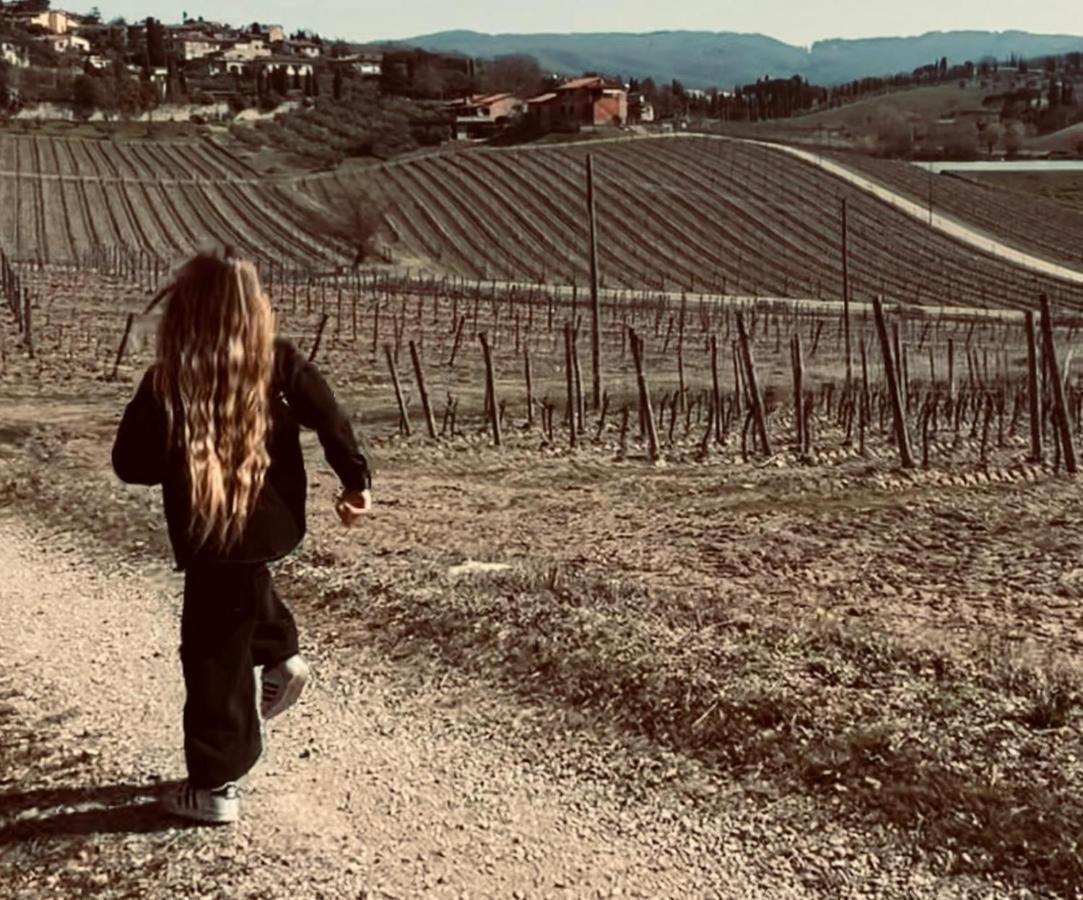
[[88, 1, 1083, 46]]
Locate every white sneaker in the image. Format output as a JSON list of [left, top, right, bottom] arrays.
[[260, 654, 309, 721], [164, 781, 240, 824]]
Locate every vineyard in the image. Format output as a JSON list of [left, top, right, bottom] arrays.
[[5, 244, 1083, 486], [4, 132, 1083, 317], [317, 135, 1083, 310], [3, 131, 1083, 898], [823, 149, 1083, 268], [0, 134, 343, 266]]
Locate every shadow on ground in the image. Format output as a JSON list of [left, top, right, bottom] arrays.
[[0, 780, 193, 842]]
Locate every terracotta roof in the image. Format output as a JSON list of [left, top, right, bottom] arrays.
[[447, 93, 518, 108], [557, 76, 604, 91], [527, 92, 557, 104]]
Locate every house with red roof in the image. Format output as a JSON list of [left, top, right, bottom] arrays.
[[527, 76, 628, 132], [446, 92, 526, 140]]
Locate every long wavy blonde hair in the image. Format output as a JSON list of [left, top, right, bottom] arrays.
[[154, 252, 275, 552]]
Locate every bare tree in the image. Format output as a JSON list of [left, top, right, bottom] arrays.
[[481, 54, 544, 98], [301, 184, 388, 269], [981, 122, 1003, 156], [862, 108, 914, 158], [1003, 119, 1026, 158]]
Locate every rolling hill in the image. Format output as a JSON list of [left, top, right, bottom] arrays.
[[399, 29, 1083, 88], [5, 132, 1083, 312]]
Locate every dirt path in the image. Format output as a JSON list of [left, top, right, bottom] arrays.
[[0, 516, 1041, 899], [0, 515, 823, 899]]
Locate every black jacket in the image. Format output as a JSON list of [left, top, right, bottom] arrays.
[[112, 339, 371, 570]]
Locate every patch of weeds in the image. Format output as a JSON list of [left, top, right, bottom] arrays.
[[310, 564, 1083, 896], [1018, 673, 1078, 731], [987, 649, 1080, 731], [801, 729, 1083, 894]]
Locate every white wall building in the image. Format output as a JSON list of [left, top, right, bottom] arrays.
[[42, 34, 91, 55], [1, 41, 31, 69], [176, 37, 219, 61], [354, 54, 381, 77], [15, 9, 81, 35], [209, 57, 314, 79], [280, 40, 321, 59], [224, 38, 271, 61]]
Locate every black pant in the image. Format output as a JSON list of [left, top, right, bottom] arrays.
[[180, 562, 299, 788]]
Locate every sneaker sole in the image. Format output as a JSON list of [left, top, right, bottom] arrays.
[[163, 798, 239, 825], [261, 666, 308, 721]]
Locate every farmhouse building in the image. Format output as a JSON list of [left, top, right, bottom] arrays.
[[527, 76, 628, 131], [261, 24, 286, 43], [175, 36, 220, 61], [13, 9, 82, 35], [1, 41, 30, 68], [354, 53, 382, 77], [628, 92, 654, 123], [223, 37, 271, 61], [278, 39, 321, 59], [208, 56, 314, 80], [446, 93, 525, 140], [330, 53, 382, 77], [40, 33, 91, 55]]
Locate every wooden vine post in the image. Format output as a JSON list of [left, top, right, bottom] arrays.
[[479, 331, 501, 447], [947, 338, 955, 404], [841, 197, 852, 386], [586, 154, 603, 410], [1024, 310, 1043, 463], [709, 335, 722, 443], [23, 290, 33, 359], [564, 321, 577, 448], [629, 328, 660, 463], [308, 313, 329, 363], [1039, 294, 1077, 474], [109, 312, 135, 381], [872, 296, 915, 468], [676, 295, 687, 413], [735, 312, 771, 456], [447, 315, 466, 367], [571, 324, 585, 431], [790, 333, 805, 456], [524, 344, 534, 429], [384, 343, 411, 437], [409, 340, 438, 440]]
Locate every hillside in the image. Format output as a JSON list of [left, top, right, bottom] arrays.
[[821, 150, 1083, 252], [1030, 121, 1083, 154], [304, 136, 1083, 310], [5, 132, 1083, 311], [775, 82, 991, 129], [401, 29, 1083, 88]]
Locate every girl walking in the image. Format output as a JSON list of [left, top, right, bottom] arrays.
[[112, 252, 371, 824]]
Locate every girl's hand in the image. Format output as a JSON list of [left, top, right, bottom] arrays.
[[336, 489, 372, 528]]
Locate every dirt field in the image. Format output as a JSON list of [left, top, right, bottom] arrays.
[[2, 123, 1082, 896], [2, 297, 1082, 896]]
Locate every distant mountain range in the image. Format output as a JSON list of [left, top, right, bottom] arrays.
[[395, 30, 1083, 88]]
